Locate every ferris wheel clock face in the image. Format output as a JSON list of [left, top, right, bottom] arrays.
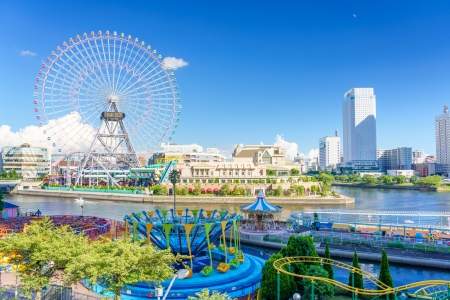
[[33, 30, 181, 154]]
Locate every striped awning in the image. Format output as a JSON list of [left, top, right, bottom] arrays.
[[241, 191, 281, 213]]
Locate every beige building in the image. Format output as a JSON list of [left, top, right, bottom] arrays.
[[232, 144, 287, 166], [176, 144, 303, 184]]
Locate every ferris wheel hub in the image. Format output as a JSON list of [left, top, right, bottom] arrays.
[[107, 94, 120, 103]]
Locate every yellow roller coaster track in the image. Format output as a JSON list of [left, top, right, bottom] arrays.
[[273, 256, 450, 297]]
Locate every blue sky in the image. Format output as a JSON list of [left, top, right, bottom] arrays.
[[1, 1, 450, 155]]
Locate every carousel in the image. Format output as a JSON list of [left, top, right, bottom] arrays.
[[241, 191, 282, 232]]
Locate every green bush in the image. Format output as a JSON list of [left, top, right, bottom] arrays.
[[260, 252, 295, 300]]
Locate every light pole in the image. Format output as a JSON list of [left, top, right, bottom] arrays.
[[161, 269, 190, 300], [168, 170, 180, 211], [76, 197, 85, 216]]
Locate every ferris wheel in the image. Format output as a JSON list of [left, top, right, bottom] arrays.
[[33, 30, 181, 156]]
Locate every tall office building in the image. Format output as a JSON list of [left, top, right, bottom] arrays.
[[342, 88, 377, 168], [436, 105, 450, 165], [319, 131, 341, 171]]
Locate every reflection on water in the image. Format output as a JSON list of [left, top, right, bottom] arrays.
[[333, 186, 450, 212], [4, 186, 450, 221], [4, 194, 354, 220]]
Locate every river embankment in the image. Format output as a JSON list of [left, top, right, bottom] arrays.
[[13, 188, 354, 205]]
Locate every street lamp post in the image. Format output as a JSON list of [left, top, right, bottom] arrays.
[[168, 170, 180, 211], [161, 269, 190, 300], [76, 197, 85, 216]]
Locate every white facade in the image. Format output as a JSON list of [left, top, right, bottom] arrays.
[[343, 88, 377, 163], [387, 169, 415, 178], [319, 135, 341, 170], [412, 150, 425, 164], [0, 144, 50, 179], [435, 106, 450, 165]]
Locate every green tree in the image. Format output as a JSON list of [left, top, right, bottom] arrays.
[[0, 193, 4, 212], [65, 239, 176, 300], [349, 174, 361, 182], [302, 265, 335, 299], [192, 183, 202, 195], [379, 175, 393, 185], [231, 186, 245, 196], [281, 236, 318, 292], [188, 289, 232, 300], [378, 250, 394, 300], [168, 169, 180, 210], [348, 251, 363, 291], [0, 218, 90, 298], [318, 173, 334, 194], [151, 184, 168, 195], [219, 184, 231, 196], [323, 243, 333, 279], [362, 175, 377, 185], [260, 252, 295, 300], [273, 186, 282, 197], [415, 175, 442, 187], [266, 169, 276, 176], [393, 175, 406, 184], [290, 168, 300, 176]]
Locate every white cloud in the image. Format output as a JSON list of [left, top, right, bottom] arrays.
[[19, 50, 37, 57], [0, 112, 96, 155], [162, 56, 188, 70], [274, 134, 299, 161]]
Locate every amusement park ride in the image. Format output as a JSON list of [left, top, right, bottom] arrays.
[[33, 30, 181, 186]]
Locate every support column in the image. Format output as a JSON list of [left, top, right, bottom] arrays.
[[276, 271, 280, 300]]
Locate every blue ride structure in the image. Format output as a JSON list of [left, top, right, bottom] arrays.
[[101, 208, 265, 299]]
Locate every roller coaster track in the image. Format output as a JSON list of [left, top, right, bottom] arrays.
[[273, 256, 450, 298]]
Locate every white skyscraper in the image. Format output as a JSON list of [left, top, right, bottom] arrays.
[[435, 105, 450, 164], [342, 88, 377, 164], [319, 132, 341, 170]]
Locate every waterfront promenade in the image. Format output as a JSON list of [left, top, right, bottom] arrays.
[[14, 188, 354, 205], [241, 236, 450, 270]]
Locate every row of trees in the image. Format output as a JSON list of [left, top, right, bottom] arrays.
[[0, 170, 21, 180], [0, 219, 176, 299], [260, 236, 395, 299], [335, 173, 443, 187], [172, 183, 325, 197], [266, 168, 301, 177]]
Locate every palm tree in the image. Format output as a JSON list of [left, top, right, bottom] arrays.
[[169, 169, 181, 210]]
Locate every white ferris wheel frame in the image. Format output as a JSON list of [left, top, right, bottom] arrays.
[[33, 30, 181, 156]]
